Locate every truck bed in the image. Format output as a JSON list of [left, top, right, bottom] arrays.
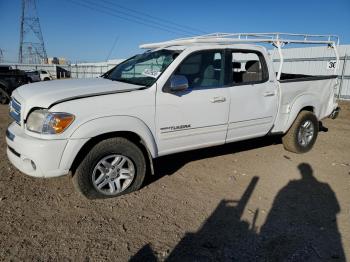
[[279, 73, 337, 83], [272, 74, 338, 133]]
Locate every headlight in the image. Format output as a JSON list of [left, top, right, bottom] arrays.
[[26, 109, 75, 134]]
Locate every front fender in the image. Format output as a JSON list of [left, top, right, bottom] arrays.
[[59, 115, 158, 172], [70, 115, 158, 157]]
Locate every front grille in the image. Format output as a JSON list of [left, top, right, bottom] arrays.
[[9, 98, 21, 125]]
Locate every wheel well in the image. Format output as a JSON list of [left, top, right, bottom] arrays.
[[70, 131, 153, 175], [300, 106, 314, 113]]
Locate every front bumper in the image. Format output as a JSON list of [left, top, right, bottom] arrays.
[[6, 122, 69, 178]]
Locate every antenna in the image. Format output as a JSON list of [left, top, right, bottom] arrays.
[[18, 0, 48, 64]]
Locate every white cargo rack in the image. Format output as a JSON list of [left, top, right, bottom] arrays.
[[140, 33, 340, 80]]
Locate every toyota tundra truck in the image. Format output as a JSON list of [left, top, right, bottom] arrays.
[[6, 33, 341, 199]]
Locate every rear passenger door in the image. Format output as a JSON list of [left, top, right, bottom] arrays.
[[226, 49, 278, 142]]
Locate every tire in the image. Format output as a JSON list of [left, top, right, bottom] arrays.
[[282, 111, 319, 154], [44, 77, 50, 81], [72, 137, 146, 199]]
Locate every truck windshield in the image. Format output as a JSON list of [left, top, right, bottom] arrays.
[[104, 49, 180, 87]]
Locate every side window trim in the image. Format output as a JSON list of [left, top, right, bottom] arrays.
[[229, 49, 269, 86]]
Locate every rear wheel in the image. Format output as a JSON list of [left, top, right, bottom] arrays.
[[72, 137, 146, 199], [282, 111, 319, 153]]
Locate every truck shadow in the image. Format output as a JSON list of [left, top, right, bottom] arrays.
[[145, 135, 282, 187], [132, 163, 345, 261]]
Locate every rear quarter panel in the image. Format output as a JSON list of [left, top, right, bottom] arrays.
[[272, 78, 338, 133]]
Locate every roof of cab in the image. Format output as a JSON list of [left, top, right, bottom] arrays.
[[159, 43, 269, 54]]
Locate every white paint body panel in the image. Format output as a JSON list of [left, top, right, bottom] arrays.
[[5, 44, 338, 178], [156, 87, 230, 155], [226, 47, 279, 142], [271, 78, 338, 133]]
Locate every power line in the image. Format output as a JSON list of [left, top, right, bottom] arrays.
[[94, 0, 200, 35], [70, 0, 194, 36], [66, 0, 200, 37], [99, 0, 206, 35], [105, 35, 119, 61]]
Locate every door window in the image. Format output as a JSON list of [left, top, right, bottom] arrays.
[[175, 50, 225, 89], [231, 51, 268, 84]]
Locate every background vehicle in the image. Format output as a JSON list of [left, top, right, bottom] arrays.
[[0, 65, 28, 104], [38, 70, 53, 81], [25, 70, 41, 82], [5, 33, 341, 199]]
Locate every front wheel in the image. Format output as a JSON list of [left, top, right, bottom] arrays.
[[282, 111, 319, 154], [72, 137, 146, 199]]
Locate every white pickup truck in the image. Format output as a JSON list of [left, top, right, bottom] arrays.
[[6, 33, 340, 199]]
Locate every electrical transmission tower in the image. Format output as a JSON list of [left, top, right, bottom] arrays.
[[18, 0, 48, 64]]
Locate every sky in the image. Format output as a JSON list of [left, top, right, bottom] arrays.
[[0, 0, 349, 63]]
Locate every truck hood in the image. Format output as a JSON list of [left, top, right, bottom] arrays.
[[13, 78, 143, 114]]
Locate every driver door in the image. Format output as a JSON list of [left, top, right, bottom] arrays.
[[155, 50, 230, 156]]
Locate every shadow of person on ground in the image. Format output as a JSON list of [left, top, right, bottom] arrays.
[[131, 177, 261, 261], [165, 176, 260, 261], [129, 244, 157, 262], [259, 163, 345, 261], [131, 163, 345, 261]]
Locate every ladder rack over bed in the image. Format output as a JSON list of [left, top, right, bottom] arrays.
[[140, 32, 340, 79]]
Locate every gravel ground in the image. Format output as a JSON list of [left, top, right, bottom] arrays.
[[0, 101, 349, 261]]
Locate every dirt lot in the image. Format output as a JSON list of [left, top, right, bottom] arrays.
[[0, 102, 349, 261]]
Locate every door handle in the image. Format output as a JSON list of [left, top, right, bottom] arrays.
[[210, 96, 226, 103], [263, 91, 276, 97]]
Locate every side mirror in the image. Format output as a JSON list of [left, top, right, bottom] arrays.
[[169, 75, 189, 92]]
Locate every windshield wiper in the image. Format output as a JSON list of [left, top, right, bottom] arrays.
[[110, 78, 145, 86]]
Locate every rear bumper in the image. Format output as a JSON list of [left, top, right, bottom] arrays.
[[329, 106, 340, 119]]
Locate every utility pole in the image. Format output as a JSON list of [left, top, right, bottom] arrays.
[[18, 0, 48, 64], [0, 49, 3, 63]]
